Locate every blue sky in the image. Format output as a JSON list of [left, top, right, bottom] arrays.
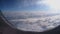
[[0, 0, 50, 12]]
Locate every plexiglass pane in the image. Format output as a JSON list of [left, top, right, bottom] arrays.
[[1, 0, 60, 32]]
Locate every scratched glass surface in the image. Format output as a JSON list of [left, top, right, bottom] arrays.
[[1, 0, 60, 32]]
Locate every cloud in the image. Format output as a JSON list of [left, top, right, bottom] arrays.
[[3, 11, 60, 20], [8, 12, 60, 32], [2, 10, 60, 32]]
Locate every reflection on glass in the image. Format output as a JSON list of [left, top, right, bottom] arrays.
[[1, 0, 60, 32]]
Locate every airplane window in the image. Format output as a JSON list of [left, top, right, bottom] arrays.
[[1, 0, 60, 32]]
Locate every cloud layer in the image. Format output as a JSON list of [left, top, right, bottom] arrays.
[[3, 11, 60, 32]]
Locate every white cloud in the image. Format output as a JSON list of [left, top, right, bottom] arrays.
[[9, 12, 60, 32], [2, 10, 60, 32]]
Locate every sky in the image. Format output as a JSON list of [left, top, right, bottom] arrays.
[[0, 0, 60, 12], [0, 0, 49, 12]]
